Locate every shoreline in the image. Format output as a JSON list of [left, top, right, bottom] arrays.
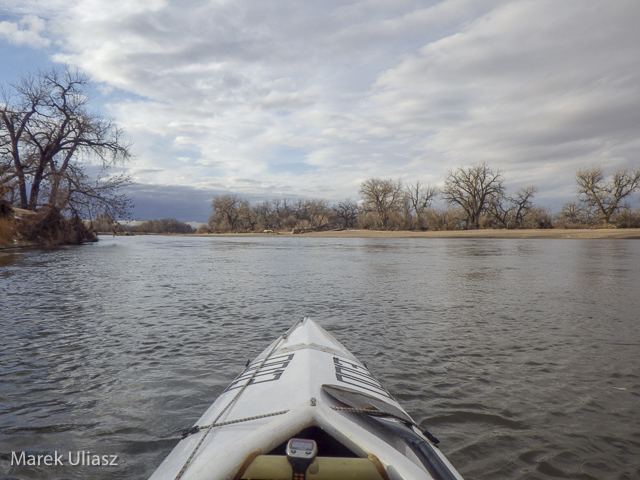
[[4, 228, 640, 251], [189, 228, 640, 240]]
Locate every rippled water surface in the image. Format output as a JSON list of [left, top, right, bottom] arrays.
[[1, 236, 639, 479]]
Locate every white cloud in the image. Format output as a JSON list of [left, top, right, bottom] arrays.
[[367, 0, 640, 189], [0, 15, 50, 48]]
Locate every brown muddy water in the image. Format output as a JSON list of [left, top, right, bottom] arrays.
[[1, 236, 639, 479]]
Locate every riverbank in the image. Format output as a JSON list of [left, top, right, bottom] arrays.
[[0, 207, 97, 251], [193, 228, 640, 239]]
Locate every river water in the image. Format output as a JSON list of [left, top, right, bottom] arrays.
[[1, 235, 639, 479]]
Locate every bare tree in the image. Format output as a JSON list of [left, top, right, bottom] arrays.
[[0, 75, 41, 208], [486, 196, 511, 228], [512, 186, 537, 226], [306, 199, 331, 229], [333, 200, 359, 229], [359, 178, 404, 230], [405, 181, 438, 230], [488, 186, 536, 228], [576, 166, 640, 224], [209, 194, 247, 231], [442, 163, 505, 229], [253, 200, 276, 230], [271, 198, 293, 230], [0, 67, 132, 214], [238, 201, 257, 230]]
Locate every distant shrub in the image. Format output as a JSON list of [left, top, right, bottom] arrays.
[[137, 218, 195, 234], [90, 214, 118, 233], [523, 207, 554, 229], [358, 211, 380, 230], [612, 208, 640, 228], [479, 215, 494, 229], [294, 219, 312, 231], [555, 202, 594, 228], [424, 207, 465, 230]]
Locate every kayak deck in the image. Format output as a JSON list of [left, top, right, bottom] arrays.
[[149, 317, 464, 480]]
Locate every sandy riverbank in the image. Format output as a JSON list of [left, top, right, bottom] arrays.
[[194, 228, 640, 239]]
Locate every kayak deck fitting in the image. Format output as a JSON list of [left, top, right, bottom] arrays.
[[149, 317, 465, 480]]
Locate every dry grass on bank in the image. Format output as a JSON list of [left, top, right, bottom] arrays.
[[0, 218, 15, 245]]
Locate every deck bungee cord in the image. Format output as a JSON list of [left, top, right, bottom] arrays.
[[181, 409, 291, 439]]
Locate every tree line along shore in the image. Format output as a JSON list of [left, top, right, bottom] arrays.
[[193, 164, 639, 235], [83, 163, 639, 240], [4, 159, 640, 248], [85, 163, 640, 242]]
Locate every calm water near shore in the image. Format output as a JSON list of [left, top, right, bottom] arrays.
[[1, 236, 639, 479]]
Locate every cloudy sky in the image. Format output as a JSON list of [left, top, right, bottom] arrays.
[[1, 0, 639, 222]]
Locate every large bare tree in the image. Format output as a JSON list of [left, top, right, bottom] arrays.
[[359, 178, 404, 230], [0, 67, 132, 216], [442, 163, 505, 229], [209, 194, 249, 231], [576, 166, 640, 224]]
